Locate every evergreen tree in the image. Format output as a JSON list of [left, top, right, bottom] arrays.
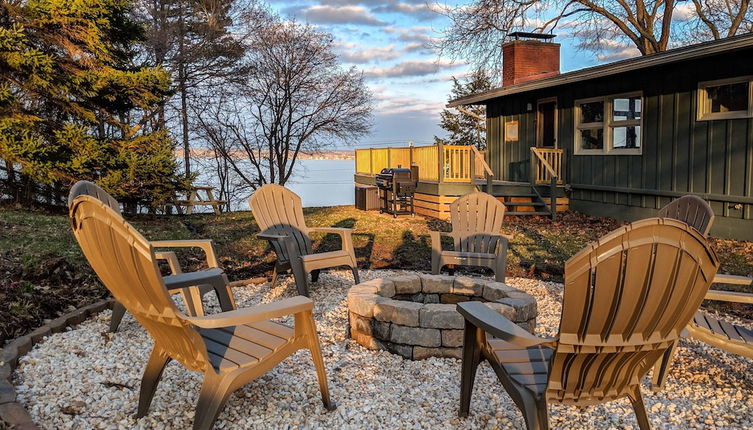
[[0, 0, 183, 210], [434, 70, 492, 149]]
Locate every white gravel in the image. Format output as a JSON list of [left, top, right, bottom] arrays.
[[13, 269, 753, 429]]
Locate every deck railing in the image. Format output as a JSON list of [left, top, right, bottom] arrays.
[[355, 144, 493, 184], [530, 148, 564, 185]]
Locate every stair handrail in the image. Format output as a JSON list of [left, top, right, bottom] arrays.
[[471, 146, 494, 177], [530, 147, 558, 180]]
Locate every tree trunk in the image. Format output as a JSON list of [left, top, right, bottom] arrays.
[[178, 2, 190, 179]]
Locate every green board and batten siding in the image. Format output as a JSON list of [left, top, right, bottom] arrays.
[[484, 49, 753, 239]]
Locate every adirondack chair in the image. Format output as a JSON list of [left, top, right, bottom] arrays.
[[248, 184, 359, 296], [457, 218, 719, 430], [68, 181, 235, 332], [658, 194, 715, 236], [430, 191, 508, 282], [69, 195, 334, 430]]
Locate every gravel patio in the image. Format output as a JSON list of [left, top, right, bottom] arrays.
[[13, 269, 753, 429]]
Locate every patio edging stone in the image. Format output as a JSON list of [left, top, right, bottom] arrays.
[[0, 298, 114, 429]]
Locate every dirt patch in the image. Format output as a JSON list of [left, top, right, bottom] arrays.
[[0, 253, 107, 344]]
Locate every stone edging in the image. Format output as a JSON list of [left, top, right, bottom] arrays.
[[0, 299, 114, 429], [347, 275, 537, 360]]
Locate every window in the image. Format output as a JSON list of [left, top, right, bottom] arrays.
[[698, 77, 753, 120], [575, 93, 642, 155]]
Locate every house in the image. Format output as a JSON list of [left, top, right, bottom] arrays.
[[447, 32, 753, 240]]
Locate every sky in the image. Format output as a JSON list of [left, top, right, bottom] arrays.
[[266, 0, 652, 149]]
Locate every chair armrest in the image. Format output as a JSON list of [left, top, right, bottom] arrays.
[[307, 227, 355, 254], [151, 239, 219, 268], [154, 251, 183, 275], [457, 301, 557, 348], [186, 296, 313, 328], [257, 232, 288, 241], [713, 273, 753, 286], [308, 227, 352, 236], [429, 230, 453, 252], [705, 289, 753, 304]]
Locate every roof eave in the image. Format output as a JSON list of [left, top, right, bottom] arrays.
[[447, 33, 753, 108]]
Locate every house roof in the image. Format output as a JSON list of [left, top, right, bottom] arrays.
[[447, 32, 753, 107]]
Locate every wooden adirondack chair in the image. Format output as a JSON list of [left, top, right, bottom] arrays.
[[68, 181, 235, 332], [658, 194, 715, 236], [430, 191, 508, 282], [69, 195, 334, 430], [248, 184, 359, 296], [457, 218, 719, 430]]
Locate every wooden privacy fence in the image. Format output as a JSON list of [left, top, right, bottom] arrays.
[[355, 144, 492, 183], [530, 147, 564, 184]]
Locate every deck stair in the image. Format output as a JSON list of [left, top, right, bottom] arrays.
[[474, 180, 566, 219]]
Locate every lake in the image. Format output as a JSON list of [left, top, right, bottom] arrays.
[[192, 158, 355, 210]]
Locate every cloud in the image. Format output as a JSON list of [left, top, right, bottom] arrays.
[[375, 95, 445, 116], [364, 59, 463, 78], [371, 3, 440, 21], [673, 3, 696, 21], [589, 39, 640, 62], [383, 26, 438, 44], [335, 42, 400, 63], [285, 5, 386, 26]]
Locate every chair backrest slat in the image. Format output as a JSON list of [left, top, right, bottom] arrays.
[[658, 195, 715, 236], [449, 192, 506, 253], [548, 218, 718, 404], [70, 196, 209, 373], [248, 184, 313, 261]]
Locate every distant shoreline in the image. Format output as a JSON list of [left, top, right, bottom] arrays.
[[177, 148, 355, 161]]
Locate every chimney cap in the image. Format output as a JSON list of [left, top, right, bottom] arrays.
[[508, 32, 556, 41]]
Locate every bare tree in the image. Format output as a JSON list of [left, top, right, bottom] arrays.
[[436, 0, 752, 70], [195, 18, 372, 190], [132, 0, 256, 178]]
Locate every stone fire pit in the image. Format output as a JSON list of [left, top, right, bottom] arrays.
[[347, 274, 537, 360]]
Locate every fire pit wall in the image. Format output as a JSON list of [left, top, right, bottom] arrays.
[[347, 274, 537, 360]]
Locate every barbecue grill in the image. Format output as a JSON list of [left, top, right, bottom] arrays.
[[375, 165, 418, 217]]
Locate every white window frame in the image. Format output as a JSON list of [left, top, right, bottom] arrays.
[[574, 92, 643, 156], [697, 76, 753, 121]]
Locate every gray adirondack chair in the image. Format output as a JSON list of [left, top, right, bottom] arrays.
[[653, 194, 753, 389], [457, 218, 719, 430], [68, 181, 235, 331], [248, 184, 359, 296], [69, 195, 334, 430], [658, 194, 715, 236], [430, 191, 508, 282]]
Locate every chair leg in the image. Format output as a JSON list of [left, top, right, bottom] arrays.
[[520, 396, 550, 430], [182, 287, 205, 317], [495, 241, 508, 282], [651, 341, 678, 392], [290, 258, 309, 296], [270, 265, 280, 288], [137, 347, 171, 418], [297, 311, 336, 411], [109, 301, 127, 333], [311, 269, 321, 283], [212, 276, 236, 312], [193, 373, 234, 430], [627, 386, 651, 430], [459, 320, 482, 418], [351, 266, 360, 284]]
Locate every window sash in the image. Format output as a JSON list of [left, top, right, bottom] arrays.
[[697, 76, 753, 121], [575, 93, 643, 155]]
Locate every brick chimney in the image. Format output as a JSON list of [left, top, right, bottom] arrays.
[[502, 32, 560, 86]]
